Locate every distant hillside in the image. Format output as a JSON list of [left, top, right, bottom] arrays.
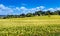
[[0, 15, 6, 17]]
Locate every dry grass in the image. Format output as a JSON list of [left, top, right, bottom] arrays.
[[0, 15, 60, 27], [0, 15, 60, 36]]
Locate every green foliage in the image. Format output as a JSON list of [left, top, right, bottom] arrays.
[[20, 13, 26, 18], [26, 13, 34, 17], [46, 11, 51, 17], [56, 10, 60, 15], [2, 17, 7, 19], [35, 11, 42, 16]]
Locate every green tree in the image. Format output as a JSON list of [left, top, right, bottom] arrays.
[[45, 11, 51, 17], [20, 13, 26, 18], [55, 10, 60, 15], [26, 13, 34, 17], [35, 11, 43, 16]]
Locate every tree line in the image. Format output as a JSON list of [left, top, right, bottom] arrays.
[[1, 10, 60, 19]]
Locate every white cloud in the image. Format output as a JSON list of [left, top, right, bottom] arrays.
[[43, 9, 48, 11], [15, 6, 45, 14], [56, 8, 60, 10], [20, 7, 27, 10], [43, 8, 58, 12], [0, 4, 14, 15], [48, 8, 56, 12], [40, 6, 45, 9], [1, 4, 60, 15], [0, 4, 6, 9], [29, 6, 45, 12], [15, 7, 20, 10]]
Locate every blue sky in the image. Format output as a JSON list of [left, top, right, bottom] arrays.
[[0, 0, 60, 15]]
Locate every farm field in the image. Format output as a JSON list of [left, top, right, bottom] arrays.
[[0, 15, 60, 36]]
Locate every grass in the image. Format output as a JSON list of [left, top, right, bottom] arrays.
[[0, 15, 60, 36]]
